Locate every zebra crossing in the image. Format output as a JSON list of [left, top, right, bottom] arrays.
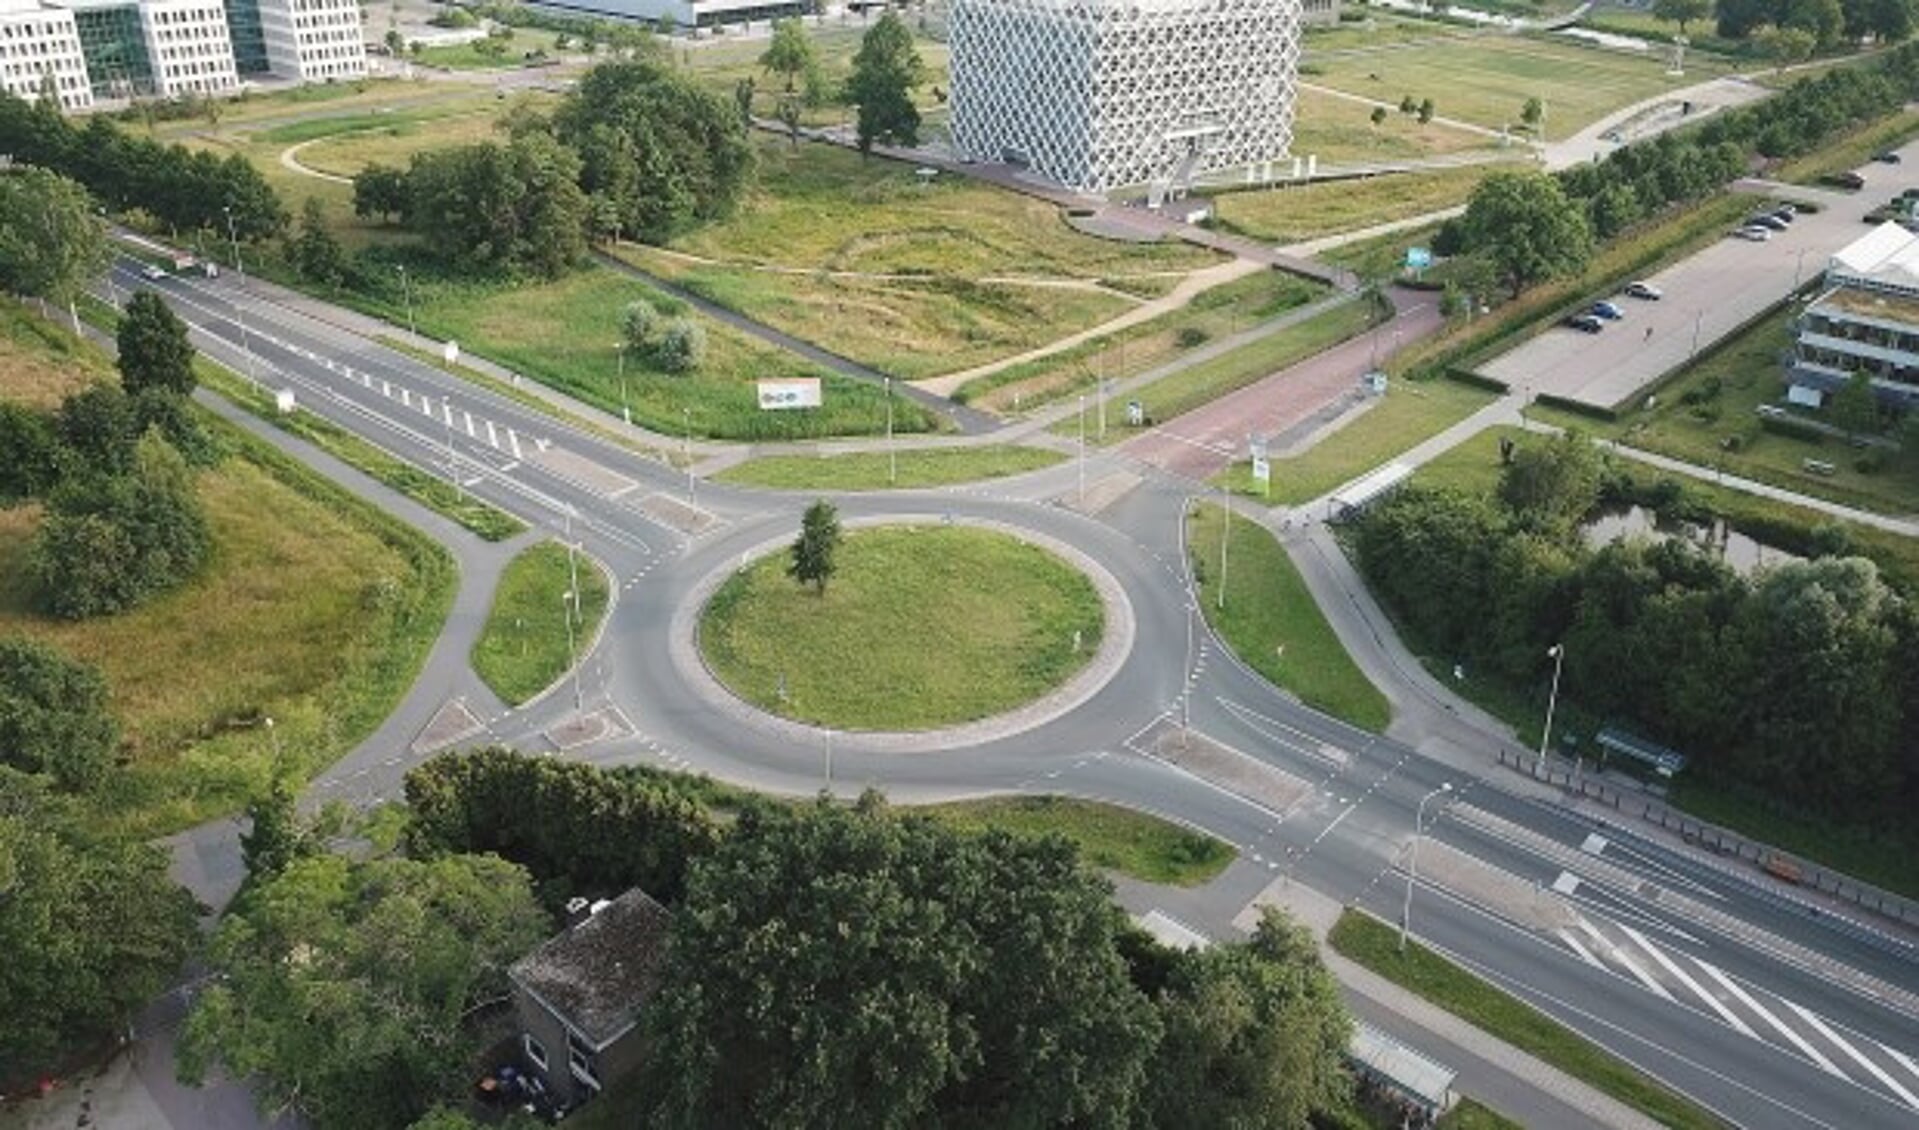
[[1551, 892, 1919, 1113]]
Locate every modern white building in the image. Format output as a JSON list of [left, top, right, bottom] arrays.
[[0, 0, 92, 109], [948, 0, 1302, 194], [257, 0, 362, 83], [133, 0, 237, 95], [529, 0, 805, 31], [1790, 222, 1919, 409]]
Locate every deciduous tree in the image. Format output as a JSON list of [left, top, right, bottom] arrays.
[[1459, 171, 1594, 297], [788, 498, 841, 594], [760, 18, 819, 93], [289, 197, 347, 285], [0, 166, 109, 317], [847, 12, 923, 153], [117, 290, 196, 398], [33, 432, 209, 618], [0, 637, 118, 791], [1653, 0, 1713, 34]]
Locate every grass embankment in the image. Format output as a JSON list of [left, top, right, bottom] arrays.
[[471, 541, 611, 707], [957, 269, 1325, 413], [1060, 295, 1382, 444], [1214, 377, 1496, 504], [1329, 910, 1728, 1130], [1773, 107, 1919, 184], [1211, 165, 1499, 246], [294, 110, 506, 178], [0, 314, 453, 839], [700, 525, 1103, 730], [1666, 779, 1919, 900], [1187, 504, 1391, 732], [1436, 1098, 1526, 1130], [715, 445, 1065, 491], [923, 795, 1234, 886], [1289, 84, 1507, 165]]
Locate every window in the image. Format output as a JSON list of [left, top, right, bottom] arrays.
[[523, 1032, 548, 1071], [566, 1030, 601, 1092]]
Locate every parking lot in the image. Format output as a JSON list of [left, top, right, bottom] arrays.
[[1478, 136, 1919, 411]]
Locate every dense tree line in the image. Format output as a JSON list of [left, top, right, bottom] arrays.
[[0, 90, 284, 241], [1351, 436, 1919, 814], [403, 746, 724, 905], [1716, 0, 1915, 44]]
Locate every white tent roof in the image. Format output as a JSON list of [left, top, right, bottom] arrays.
[[1830, 222, 1919, 295]]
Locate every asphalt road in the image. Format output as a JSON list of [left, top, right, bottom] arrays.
[[113, 260, 1919, 1129]]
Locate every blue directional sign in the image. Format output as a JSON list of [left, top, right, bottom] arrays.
[[1405, 246, 1433, 270]]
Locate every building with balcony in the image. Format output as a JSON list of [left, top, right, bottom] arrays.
[[948, 0, 1302, 194], [1790, 222, 1919, 411], [0, 0, 92, 109]]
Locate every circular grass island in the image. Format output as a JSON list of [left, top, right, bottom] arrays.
[[699, 524, 1106, 731]]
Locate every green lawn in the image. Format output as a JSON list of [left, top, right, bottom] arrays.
[[1309, 34, 1731, 135], [1290, 85, 1508, 166], [1215, 377, 1497, 504], [957, 269, 1326, 413], [616, 244, 1136, 381], [1210, 165, 1500, 245], [1065, 295, 1382, 443], [294, 110, 511, 178], [471, 541, 612, 706], [1667, 778, 1919, 900], [415, 34, 561, 71], [684, 21, 951, 130], [668, 135, 1220, 278], [1438, 1098, 1526, 1130], [920, 795, 1235, 886], [1329, 910, 1729, 1130], [1188, 503, 1391, 732], [715, 445, 1066, 491], [699, 525, 1103, 730]]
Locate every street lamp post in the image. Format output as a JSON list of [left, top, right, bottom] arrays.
[[222, 204, 259, 389], [397, 264, 417, 339], [1077, 393, 1087, 505], [1216, 485, 1229, 611], [1401, 782, 1453, 952], [885, 375, 896, 485], [615, 342, 630, 425], [561, 589, 582, 712], [1538, 643, 1565, 775], [683, 407, 695, 505]]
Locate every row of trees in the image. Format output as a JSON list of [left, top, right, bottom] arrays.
[[1351, 436, 1919, 814], [0, 85, 284, 242], [1714, 0, 1916, 44], [187, 750, 1355, 1130]]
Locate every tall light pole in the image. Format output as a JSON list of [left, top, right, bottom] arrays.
[[1401, 782, 1453, 952], [222, 204, 259, 390], [614, 341, 630, 425], [683, 407, 695, 505], [1077, 393, 1087, 505], [884, 375, 896, 486], [1538, 643, 1565, 775], [1216, 485, 1230, 611], [824, 728, 834, 791], [397, 264, 417, 339], [561, 589, 582, 713]]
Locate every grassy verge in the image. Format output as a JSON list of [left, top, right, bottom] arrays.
[[471, 540, 611, 707], [1061, 295, 1381, 443], [1667, 778, 1919, 900], [1437, 1098, 1526, 1130], [920, 795, 1234, 886], [1213, 376, 1496, 504], [1210, 165, 1495, 245], [1329, 910, 1728, 1130], [699, 525, 1103, 730], [1188, 504, 1391, 732], [714, 445, 1066, 491], [1773, 108, 1919, 184]]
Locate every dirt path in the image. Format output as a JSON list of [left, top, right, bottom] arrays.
[[279, 138, 354, 185]]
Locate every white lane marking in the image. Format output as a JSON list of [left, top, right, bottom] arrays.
[[1617, 924, 1756, 1037], [1551, 870, 1581, 895], [1698, 961, 1847, 1078], [464, 410, 475, 437], [1782, 1000, 1919, 1110], [1574, 918, 1674, 1001], [1581, 832, 1609, 855], [401, 388, 411, 407], [381, 379, 391, 397], [421, 396, 433, 417], [1556, 928, 1606, 969], [486, 420, 497, 447], [509, 429, 522, 459], [442, 400, 453, 427], [1883, 1046, 1919, 1089]]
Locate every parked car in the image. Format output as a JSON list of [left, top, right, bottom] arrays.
[[1769, 209, 1796, 224], [1564, 314, 1605, 334], [1624, 281, 1663, 300], [140, 264, 167, 280], [1592, 301, 1625, 320], [1875, 151, 1903, 164], [1749, 214, 1789, 232], [1823, 171, 1866, 190], [1732, 226, 1773, 242]]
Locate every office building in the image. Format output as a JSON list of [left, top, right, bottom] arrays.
[[0, 0, 91, 109], [1790, 222, 1919, 409]]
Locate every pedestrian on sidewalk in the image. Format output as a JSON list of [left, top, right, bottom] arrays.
[[1644, 326, 1654, 342]]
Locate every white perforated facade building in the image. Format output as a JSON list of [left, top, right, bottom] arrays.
[[948, 0, 1301, 194]]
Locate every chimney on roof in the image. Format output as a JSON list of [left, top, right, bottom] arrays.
[[564, 897, 593, 929]]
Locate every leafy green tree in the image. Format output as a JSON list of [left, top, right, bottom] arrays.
[[1368, 105, 1387, 128], [240, 777, 311, 884], [1653, 0, 1713, 34], [352, 163, 410, 224], [130, 386, 217, 467], [1147, 908, 1352, 1129], [760, 18, 820, 93], [0, 768, 198, 1076], [554, 60, 754, 242], [654, 316, 705, 373], [117, 289, 196, 399], [180, 853, 550, 1130], [622, 298, 658, 350], [403, 133, 589, 277], [33, 432, 210, 618], [778, 94, 804, 145], [789, 498, 841, 595], [641, 795, 1161, 1128], [1459, 171, 1594, 297], [1755, 23, 1818, 67], [1417, 97, 1436, 124], [0, 166, 109, 316], [289, 197, 347, 285], [57, 384, 141, 476], [1521, 96, 1544, 132], [1784, 0, 1846, 44], [734, 76, 756, 124], [1497, 431, 1605, 537], [0, 636, 118, 791], [847, 12, 924, 153], [0, 402, 64, 504], [1830, 370, 1878, 439], [1352, 485, 1508, 656]]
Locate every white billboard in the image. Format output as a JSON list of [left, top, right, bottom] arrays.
[[757, 378, 823, 411]]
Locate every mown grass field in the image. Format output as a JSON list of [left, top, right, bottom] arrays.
[[1188, 504, 1391, 732], [1289, 84, 1506, 165], [295, 110, 509, 178], [1330, 910, 1728, 1130], [958, 268, 1325, 412], [715, 445, 1065, 491], [1214, 376, 1496, 504], [1309, 34, 1731, 135], [681, 18, 951, 129], [921, 795, 1234, 886], [617, 244, 1136, 381], [700, 525, 1103, 730], [1211, 165, 1500, 246], [472, 541, 611, 706]]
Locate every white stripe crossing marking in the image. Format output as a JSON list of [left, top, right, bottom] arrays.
[[381, 380, 391, 397], [1883, 1046, 1919, 1088], [1782, 1000, 1919, 1109], [361, 371, 371, 387], [1556, 929, 1606, 969], [1551, 870, 1581, 895], [509, 430, 522, 459], [1697, 961, 1847, 1078], [486, 421, 497, 447], [421, 397, 433, 417], [442, 401, 453, 427], [401, 388, 411, 407], [464, 411, 475, 437], [1575, 919, 1674, 1001], [1616, 924, 1756, 1037]]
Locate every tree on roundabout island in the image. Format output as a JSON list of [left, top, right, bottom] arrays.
[[789, 499, 842, 595]]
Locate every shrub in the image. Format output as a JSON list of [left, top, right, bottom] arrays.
[[655, 317, 707, 374], [1759, 413, 1825, 443], [1175, 326, 1209, 349]]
